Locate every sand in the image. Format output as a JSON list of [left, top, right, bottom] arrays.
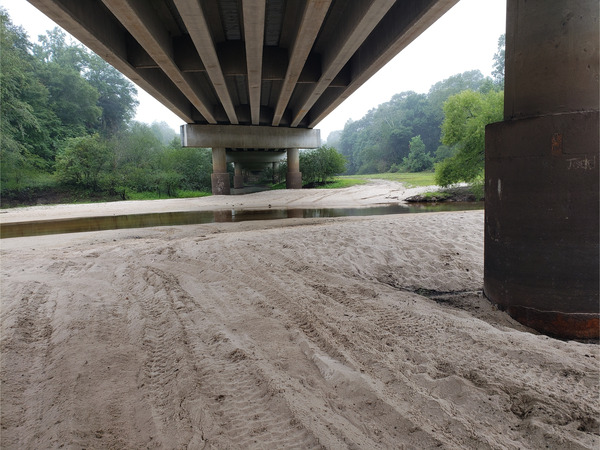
[[1, 180, 598, 449]]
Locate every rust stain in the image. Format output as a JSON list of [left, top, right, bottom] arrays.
[[551, 132, 563, 156], [507, 306, 599, 339]]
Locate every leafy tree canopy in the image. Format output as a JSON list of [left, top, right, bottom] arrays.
[[435, 89, 504, 186]]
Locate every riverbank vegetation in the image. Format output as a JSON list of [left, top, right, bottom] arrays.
[[329, 34, 505, 188]]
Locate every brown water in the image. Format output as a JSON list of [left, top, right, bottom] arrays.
[[0, 202, 483, 239]]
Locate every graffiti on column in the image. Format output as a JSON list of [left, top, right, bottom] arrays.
[[566, 156, 596, 170]]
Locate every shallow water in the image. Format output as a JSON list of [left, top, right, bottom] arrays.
[[0, 202, 483, 239]]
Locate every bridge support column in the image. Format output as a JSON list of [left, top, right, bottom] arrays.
[[484, 0, 599, 338], [233, 162, 244, 189], [286, 148, 302, 189], [211, 147, 230, 195]]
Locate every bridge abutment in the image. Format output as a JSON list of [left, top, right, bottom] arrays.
[[484, 0, 599, 338]]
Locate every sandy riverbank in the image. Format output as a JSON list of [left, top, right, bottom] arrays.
[[0, 179, 428, 223], [1, 180, 598, 449]]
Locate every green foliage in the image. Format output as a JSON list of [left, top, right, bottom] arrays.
[[337, 69, 496, 176], [159, 146, 212, 192], [55, 134, 112, 190], [401, 136, 433, 172], [326, 130, 343, 148], [492, 34, 505, 88], [150, 121, 178, 145], [1, 10, 52, 188], [435, 90, 504, 186], [314, 177, 367, 189], [300, 145, 346, 185], [434, 145, 456, 162], [86, 53, 139, 135], [422, 191, 452, 200], [34, 29, 102, 138], [1, 11, 143, 203]]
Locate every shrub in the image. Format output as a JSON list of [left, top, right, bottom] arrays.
[[300, 145, 346, 185], [55, 134, 112, 191], [402, 136, 433, 172]]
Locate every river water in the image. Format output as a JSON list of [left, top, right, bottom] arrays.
[[1, 202, 483, 239]]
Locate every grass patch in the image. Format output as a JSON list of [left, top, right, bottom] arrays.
[[1, 185, 211, 208], [176, 190, 211, 198], [312, 177, 367, 189], [422, 191, 452, 201], [270, 182, 287, 190], [342, 172, 437, 187], [125, 190, 211, 201]]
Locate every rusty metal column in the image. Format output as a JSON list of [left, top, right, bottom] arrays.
[[484, 0, 599, 338], [286, 148, 302, 189], [211, 147, 230, 195], [233, 162, 244, 189]]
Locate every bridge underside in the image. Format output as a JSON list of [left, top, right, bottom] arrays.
[[28, 0, 599, 338], [28, 0, 461, 192]]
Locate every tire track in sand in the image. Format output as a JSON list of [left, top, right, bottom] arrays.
[[126, 263, 321, 449]]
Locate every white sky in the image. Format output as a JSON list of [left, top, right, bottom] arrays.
[[1, 0, 506, 141]]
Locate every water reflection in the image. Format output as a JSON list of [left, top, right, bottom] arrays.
[[1, 202, 483, 239]]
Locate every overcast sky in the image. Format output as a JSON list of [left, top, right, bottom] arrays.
[[2, 0, 506, 141]]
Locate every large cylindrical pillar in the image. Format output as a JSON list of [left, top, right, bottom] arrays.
[[286, 148, 302, 189], [484, 0, 599, 338], [233, 162, 244, 189], [211, 147, 230, 195]]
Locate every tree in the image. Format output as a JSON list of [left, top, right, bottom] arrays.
[[326, 130, 342, 148], [150, 121, 178, 145], [492, 34, 505, 88], [402, 136, 433, 172], [55, 134, 112, 190], [0, 9, 55, 188], [435, 90, 504, 186], [86, 54, 138, 135], [34, 29, 102, 139]]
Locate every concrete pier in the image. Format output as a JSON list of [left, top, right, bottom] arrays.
[[211, 147, 230, 195], [286, 148, 302, 189], [484, 0, 599, 338], [233, 162, 244, 189]]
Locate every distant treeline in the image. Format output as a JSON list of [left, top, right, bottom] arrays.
[[328, 35, 505, 186]]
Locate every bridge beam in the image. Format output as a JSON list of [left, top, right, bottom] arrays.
[[484, 0, 599, 338], [181, 125, 321, 150]]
